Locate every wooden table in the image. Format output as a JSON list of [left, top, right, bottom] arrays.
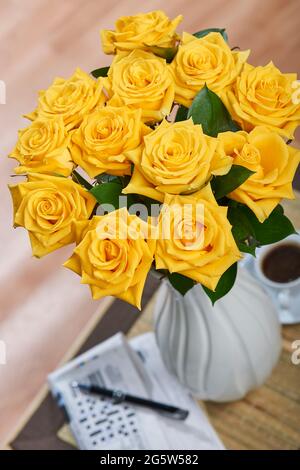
[[4, 195, 300, 450]]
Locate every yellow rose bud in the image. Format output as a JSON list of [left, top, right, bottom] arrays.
[[219, 127, 300, 222], [155, 185, 241, 291], [222, 62, 300, 138], [9, 117, 73, 177], [106, 50, 174, 123], [64, 208, 156, 309], [169, 32, 250, 107], [70, 107, 150, 178], [123, 119, 233, 202], [9, 173, 96, 257], [101, 10, 182, 54], [25, 68, 107, 131]]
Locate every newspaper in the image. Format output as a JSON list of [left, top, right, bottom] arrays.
[[48, 332, 224, 450]]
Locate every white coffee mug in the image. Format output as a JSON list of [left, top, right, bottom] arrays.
[[254, 234, 300, 320]]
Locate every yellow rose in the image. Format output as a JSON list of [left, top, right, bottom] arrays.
[[101, 10, 182, 54], [106, 50, 174, 122], [218, 127, 300, 222], [9, 173, 96, 257], [25, 68, 107, 131], [64, 208, 156, 309], [222, 62, 300, 138], [123, 119, 233, 202], [70, 107, 150, 178], [169, 32, 250, 107], [155, 185, 241, 291], [9, 117, 73, 176]]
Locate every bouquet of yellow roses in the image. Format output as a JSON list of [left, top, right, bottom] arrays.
[[8, 10, 300, 309]]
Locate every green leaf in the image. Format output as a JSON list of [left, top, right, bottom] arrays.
[[227, 205, 259, 255], [188, 85, 241, 137], [175, 105, 189, 122], [144, 44, 178, 63], [203, 263, 237, 305], [211, 165, 254, 199], [168, 272, 195, 296], [226, 202, 296, 255], [193, 28, 228, 42], [95, 173, 121, 184], [90, 182, 123, 211], [90, 181, 138, 212], [72, 170, 93, 190], [91, 66, 109, 78], [95, 173, 132, 189], [240, 204, 296, 246]]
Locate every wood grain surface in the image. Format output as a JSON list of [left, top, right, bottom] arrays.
[[0, 0, 300, 449]]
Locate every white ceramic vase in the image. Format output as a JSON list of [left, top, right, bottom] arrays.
[[154, 266, 282, 402]]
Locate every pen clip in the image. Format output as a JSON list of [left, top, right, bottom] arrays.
[[159, 408, 189, 420], [112, 389, 126, 404]]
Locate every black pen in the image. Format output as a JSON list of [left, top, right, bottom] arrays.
[[72, 382, 189, 420]]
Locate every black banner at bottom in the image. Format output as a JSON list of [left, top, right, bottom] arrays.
[[0, 449, 298, 466]]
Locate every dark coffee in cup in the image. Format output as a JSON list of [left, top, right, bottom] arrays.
[[262, 242, 300, 284]]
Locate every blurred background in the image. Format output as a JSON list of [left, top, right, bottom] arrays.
[[0, 0, 299, 448]]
